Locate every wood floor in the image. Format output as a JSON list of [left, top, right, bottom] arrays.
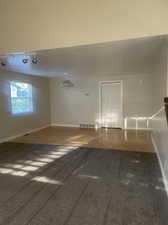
[[0, 142, 164, 225], [12, 126, 154, 153]]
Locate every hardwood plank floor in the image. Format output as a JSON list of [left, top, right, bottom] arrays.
[[0, 143, 165, 225], [12, 126, 154, 153]]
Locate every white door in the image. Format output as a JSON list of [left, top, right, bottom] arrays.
[[100, 82, 123, 128]]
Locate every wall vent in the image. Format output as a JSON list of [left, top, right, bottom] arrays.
[[80, 124, 95, 129]]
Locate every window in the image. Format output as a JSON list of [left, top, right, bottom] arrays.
[[10, 82, 33, 114]]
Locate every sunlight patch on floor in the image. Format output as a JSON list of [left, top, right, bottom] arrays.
[[77, 174, 100, 180], [0, 167, 28, 176], [32, 176, 63, 185], [0, 146, 78, 179]]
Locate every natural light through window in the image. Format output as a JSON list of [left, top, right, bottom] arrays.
[[10, 82, 33, 114]]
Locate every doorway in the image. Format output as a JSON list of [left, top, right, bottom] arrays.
[[99, 81, 123, 128]]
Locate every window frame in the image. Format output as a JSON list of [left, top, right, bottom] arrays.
[[10, 81, 34, 116]]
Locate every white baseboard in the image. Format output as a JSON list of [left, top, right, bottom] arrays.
[[0, 124, 50, 144], [51, 123, 79, 128], [51, 124, 150, 130], [151, 134, 168, 197], [124, 127, 151, 130]]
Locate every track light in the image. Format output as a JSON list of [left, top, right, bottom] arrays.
[[32, 57, 38, 64], [1, 61, 6, 66], [22, 56, 38, 64], [22, 58, 29, 64]]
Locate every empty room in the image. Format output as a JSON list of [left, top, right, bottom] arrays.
[[0, 1, 168, 225]]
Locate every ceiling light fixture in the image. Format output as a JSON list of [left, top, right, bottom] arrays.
[[62, 80, 74, 87]]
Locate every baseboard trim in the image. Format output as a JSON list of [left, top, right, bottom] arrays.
[[51, 123, 79, 128], [124, 127, 151, 130], [51, 124, 150, 130], [0, 124, 51, 144], [151, 133, 168, 197]]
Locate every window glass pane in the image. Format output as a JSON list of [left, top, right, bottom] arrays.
[[10, 82, 33, 114]]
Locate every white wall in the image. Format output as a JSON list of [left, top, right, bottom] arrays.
[[50, 73, 155, 129], [149, 41, 168, 194], [153, 43, 167, 112], [0, 70, 51, 142], [149, 109, 168, 193]]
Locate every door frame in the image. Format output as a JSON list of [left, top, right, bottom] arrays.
[[99, 80, 124, 129]]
